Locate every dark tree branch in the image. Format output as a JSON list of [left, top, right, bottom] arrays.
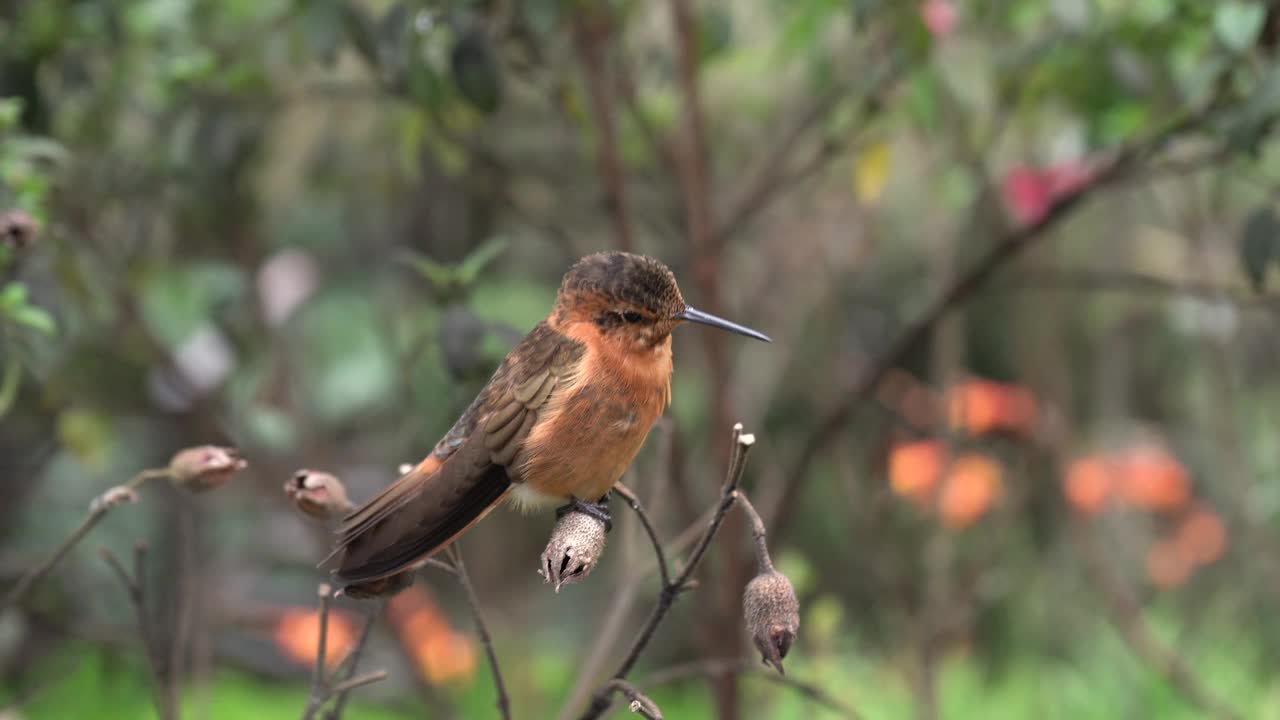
[[4, 468, 170, 611], [100, 543, 178, 720], [771, 102, 1231, 539], [323, 601, 383, 720], [579, 424, 756, 720], [604, 679, 664, 720], [444, 544, 511, 720], [574, 10, 633, 252]]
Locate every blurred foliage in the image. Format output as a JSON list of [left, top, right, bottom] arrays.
[[3, 0, 1280, 717]]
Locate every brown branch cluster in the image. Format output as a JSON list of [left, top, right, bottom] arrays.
[[574, 424, 811, 720], [300, 584, 387, 720]]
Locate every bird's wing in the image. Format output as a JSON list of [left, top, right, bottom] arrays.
[[329, 322, 583, 586]]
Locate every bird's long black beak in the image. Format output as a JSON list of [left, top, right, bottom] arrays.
[[675, 306, 771, 343]]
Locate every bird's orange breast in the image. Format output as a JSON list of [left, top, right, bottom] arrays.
[[518, 327, 672, 501]]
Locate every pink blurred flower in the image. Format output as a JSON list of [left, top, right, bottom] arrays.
[[921, 0, 958, 39], [1001, 160, 1096, 227]]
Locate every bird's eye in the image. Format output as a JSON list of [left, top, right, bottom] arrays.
[[622, 311, 644, 324]]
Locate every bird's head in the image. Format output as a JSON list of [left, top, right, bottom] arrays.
[[553, 252, 771, 351]]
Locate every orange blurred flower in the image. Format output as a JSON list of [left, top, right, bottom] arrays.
[[938, 453, 1004, 529], [1146, 538, 1192, 590], [274, 608, 356, 669], [945, 379, 1037, 437], [1116, 445, 1190, 513], [889, 440, 946, 505], [1063, 455, 1113, 515], [1176, 506, 1227, 567], [386, 585, 476, 684]]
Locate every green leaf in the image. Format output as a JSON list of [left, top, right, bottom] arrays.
[[0, 282, 27, 309], [1214, 2, 1265, 53], [456, 237, 509, 284], [0, 98, 23, 131], [0, 355, 19, 420], [450, 27, 502, 114], [1240, 206, 1278, 291], [9, 304, 56, 335]]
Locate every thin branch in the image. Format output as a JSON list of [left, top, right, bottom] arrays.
[[771, 101, 1231, 539], [445, 544, 511, 720], [302, 584, 388, 720], [641, 658, 862, 719], [614, 481, 671, 589], [578, 424, 756, 720], [100, 543, 178, 720], [324, 603, 382, 720], [574, 10, 633, 252], [302, 584, 334, 720], [731, 491, 772, 574], [604, 679, 664, 720], [3, 468, 170, 610], [1073, 527, 1241, 720]]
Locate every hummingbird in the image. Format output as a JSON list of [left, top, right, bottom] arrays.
[[328, 252, 770, 597]]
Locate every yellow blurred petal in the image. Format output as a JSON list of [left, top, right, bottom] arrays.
[[853, 141, 892, 205]]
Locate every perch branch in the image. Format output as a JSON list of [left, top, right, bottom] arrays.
[[3, 468, 170, 610], [614, 481, 671, 589], [578, 424, 756, 720], [445, 544, 511, 720], [100, 543, 178, 720], [604, 679, 664, 720]]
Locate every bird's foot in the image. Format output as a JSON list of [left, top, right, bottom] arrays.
[[555, 493, 612, 533]]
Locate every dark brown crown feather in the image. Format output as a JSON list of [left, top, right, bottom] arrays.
[[557, 252, 684, 317]]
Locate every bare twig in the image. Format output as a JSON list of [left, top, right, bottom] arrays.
[[731, 491, 772, 574], [604, 679, 664, 720], [1074, 528, 1242, 720], [614, 482, 671, 589], [445, 544, 511, 720], [771, 102, 1231, 540], [579, 424, 756, 720], [100, 543, 178, 720], [323, 602, 381, 720], [301, 584, 388, 720], [4, 468, 170, 610], [641, 658, 862, 719]]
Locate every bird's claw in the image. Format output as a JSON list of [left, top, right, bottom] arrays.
[[540, 503, 610, 592], [554, 494, 613, 533]]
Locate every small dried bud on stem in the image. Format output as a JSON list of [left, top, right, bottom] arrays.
[[167, 445, 247, 492], [540, 509, 609, 592], [285, 470, 354, 520], [0, 210, 37, 250], [743, 569, 800, 675]]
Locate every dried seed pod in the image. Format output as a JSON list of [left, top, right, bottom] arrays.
[[0, 210, 37, 250], [540, 509, 608, 592], [168, 445, 247, 492], [742, 570, 800, 675], [284, 469, 354, 520]]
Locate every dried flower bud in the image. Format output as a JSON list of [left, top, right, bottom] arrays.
[[743, 570, 800, 675], [284, 469, 354, 520], [338, 569, 414, 599], [167, 445, 247, 492], [89, 485, 139, 513], [540, 509, 608, 592], [0, 210, 37, 250]]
